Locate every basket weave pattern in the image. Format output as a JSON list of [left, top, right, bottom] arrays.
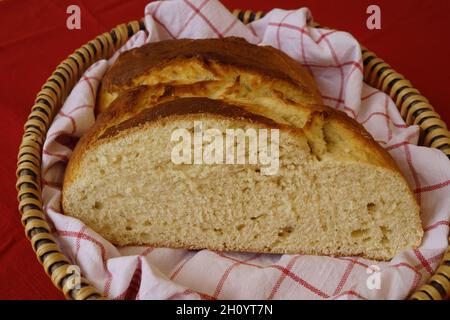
[[15, 11, 450, 300]]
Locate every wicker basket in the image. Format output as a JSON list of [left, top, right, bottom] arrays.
[[15, 10, 450, 300]]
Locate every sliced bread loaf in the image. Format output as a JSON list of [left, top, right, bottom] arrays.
[[62, 88, 423, 260]]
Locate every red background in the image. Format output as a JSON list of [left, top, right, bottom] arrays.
[[0, 0, 449, 299]]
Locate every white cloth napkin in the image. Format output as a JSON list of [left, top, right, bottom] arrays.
[[41, 0, 450, 300]]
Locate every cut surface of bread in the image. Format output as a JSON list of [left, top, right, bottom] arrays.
[[62, 94, 423, 260], [97, 37, 323, 113]]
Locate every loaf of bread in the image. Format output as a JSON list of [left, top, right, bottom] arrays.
[[63, 38, 423, 260]]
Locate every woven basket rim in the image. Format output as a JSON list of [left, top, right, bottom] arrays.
[[15, 9, 450, 300]]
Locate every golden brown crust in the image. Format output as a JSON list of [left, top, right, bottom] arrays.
[[99, 97, 281, 139], [103, 37, 318, 94], [323, 108, 400, 172], [97, 37, 323, 113]]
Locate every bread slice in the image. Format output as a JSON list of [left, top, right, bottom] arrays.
[[62, 90, 423, 260], [97, 37, 323, 113]]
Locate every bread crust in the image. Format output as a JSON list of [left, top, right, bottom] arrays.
[[102, 37, 319, 93], [100, 97, 284, 139], [97, 37, 323, 113]]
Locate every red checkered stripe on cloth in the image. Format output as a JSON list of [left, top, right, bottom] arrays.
[[166, 246, 447, 300]]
